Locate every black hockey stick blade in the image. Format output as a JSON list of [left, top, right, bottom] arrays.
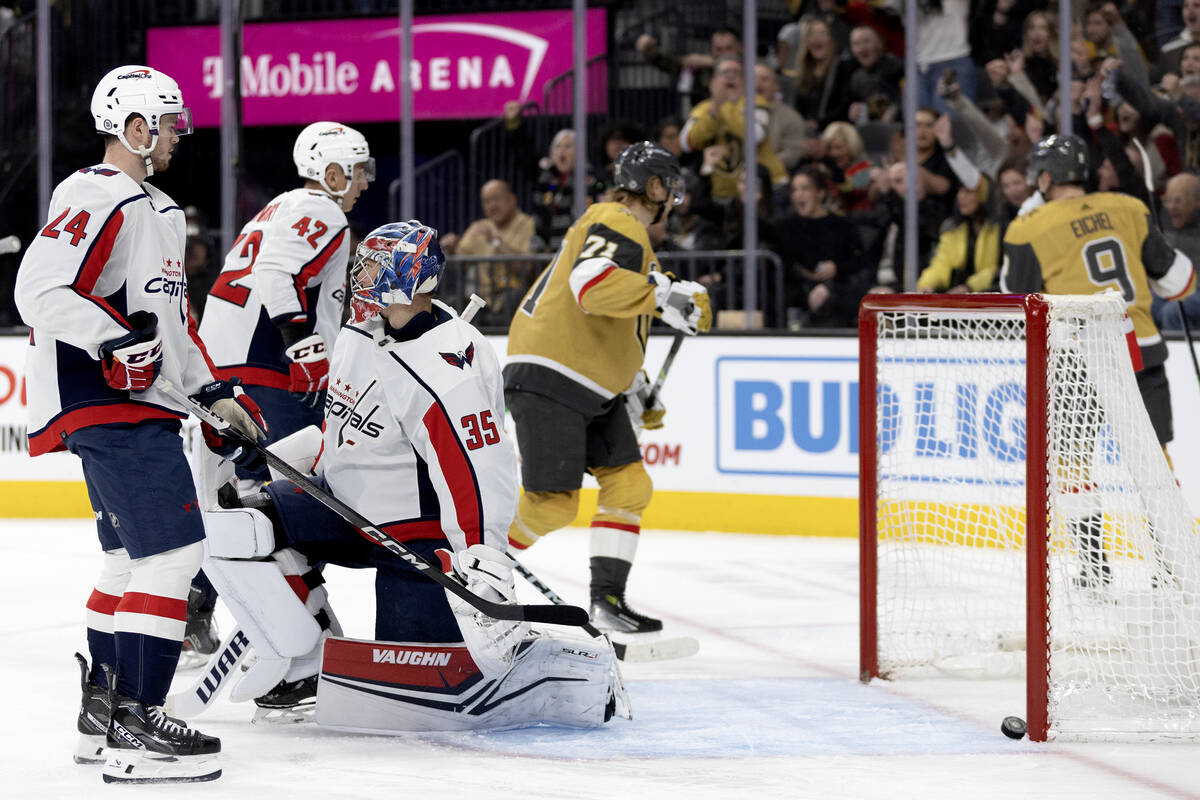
[[160, 380, 589, 627]]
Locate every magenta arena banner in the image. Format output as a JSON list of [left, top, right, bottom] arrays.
[[147, 9, 607, 126]]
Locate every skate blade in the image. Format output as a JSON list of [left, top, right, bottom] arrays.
[[176, 649, 212, 671], [72, 733, 106, 765], [102, 751, 221, 784], [611, 635, 700, 663], [252, 703, 315, 725]]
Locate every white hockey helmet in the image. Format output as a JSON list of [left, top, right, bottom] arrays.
[[90, 65, 192, 177], [293, 122, 375, 201]]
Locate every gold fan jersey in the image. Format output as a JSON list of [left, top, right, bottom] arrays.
[[1002, 191, 1196, 369], [505, 202, 660, 412]]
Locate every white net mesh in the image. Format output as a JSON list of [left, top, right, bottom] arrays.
[[869, 294, 1200, 740]]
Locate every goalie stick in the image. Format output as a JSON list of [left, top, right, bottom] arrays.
[[158, 377, 588, 628], [164, 627, 252, 718], [511, 557, 700, 662]]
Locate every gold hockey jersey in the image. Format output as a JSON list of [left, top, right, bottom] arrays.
[[1001, 191, 1195, 368], [505, 202, 659, 411]]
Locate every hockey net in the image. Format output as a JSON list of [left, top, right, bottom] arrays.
[[858, 293, 1200, 741]]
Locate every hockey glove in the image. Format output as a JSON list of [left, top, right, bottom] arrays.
[[436, 544, 530, 676], [192, 378, 269, 469], [649, 271, 712, 335], [99, 311, 163, 392], [624, 370, 666, 433], [283, 334, 329, 408]]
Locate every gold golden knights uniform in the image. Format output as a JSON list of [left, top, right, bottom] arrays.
[[681, 95, 788, 200], [1001, 192, 1196, 370], [505, 202, 659, 413]]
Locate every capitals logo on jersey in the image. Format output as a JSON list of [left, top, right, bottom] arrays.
[[439, 343, 475, 370], [326, 378, 385, 446]]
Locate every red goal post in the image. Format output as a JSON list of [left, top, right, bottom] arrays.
[[858, 293, 1200, 742]]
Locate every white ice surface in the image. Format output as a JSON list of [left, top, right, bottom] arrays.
[[2, 522, 1199, 799]]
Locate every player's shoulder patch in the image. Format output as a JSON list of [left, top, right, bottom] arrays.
[[438, 341, 475, 370]]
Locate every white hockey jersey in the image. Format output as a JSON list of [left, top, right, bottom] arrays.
[[14, 165, 218, 456], [319, 301, 517, 552], [198, 188, 349, 389]]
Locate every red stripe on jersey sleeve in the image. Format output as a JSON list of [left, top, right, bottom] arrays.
[[293, 229, 346, 313], [576, 265, 616, 309], [73, 208, 125, 295], [115, 591, 188, 622], [421, 404, 483, 546]]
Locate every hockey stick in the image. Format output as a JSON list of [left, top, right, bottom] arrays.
[[511, 557, 699, 662], [1130, 137, 1200, 387], [158, 378, 588, 627], [645, 331, 685, 409], [164, 627, 252, 718]]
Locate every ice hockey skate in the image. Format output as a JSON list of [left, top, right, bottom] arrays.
[[179, 585, 220, 669], [103, 689, 221, 784], [589, 592, 664, 634], [253, 675, 318, 724], [72, 653, 109, 765]]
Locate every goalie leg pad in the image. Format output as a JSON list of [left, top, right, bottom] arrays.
[[315, 634, 617, 732], [508, 489, 580, 550]]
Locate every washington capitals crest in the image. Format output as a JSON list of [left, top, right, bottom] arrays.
[[439, 342, 475, 369]]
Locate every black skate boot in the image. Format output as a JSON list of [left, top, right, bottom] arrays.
[[73, 653, 110, 765], [102, 674, 221, 784], [253, 675, 318, 724], [589, 556, 662, 634], [179, 584, 220, 669]]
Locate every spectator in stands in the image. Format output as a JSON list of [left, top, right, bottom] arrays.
[[870, 161, 947, 291], [916, 0, 976, 113], [1154, 172, 1200, 329], [781, 16, 854, 131], [916, 177, 1001, 293], [1161, 0, 1200, 76], [768, 165, 869, 329], [822, 121, 875, 212], [666, 172, 723, 253], [681, 56, 789, 203], [1083, 2, 1122, 63], [440, 179, 540, 324], [913, 106, 960, 224], [969, 0, 1024, 66], [997, 157, 1034, 226], [1021, 10, 1060, 104], [779, 0, 853, 55], [846, 25, 903, 123], [635, 26, 742, 112], [1114, 99, 1181, 192], [655, 117, 684, 158], [754, 63, 810, 170]]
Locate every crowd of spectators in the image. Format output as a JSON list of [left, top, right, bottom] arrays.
[[436, 0, 1200, 331]]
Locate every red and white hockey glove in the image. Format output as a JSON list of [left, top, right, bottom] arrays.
[[284, 334, 330, 408], [192, 378, 269, 468], [99, 311, 163, 392]]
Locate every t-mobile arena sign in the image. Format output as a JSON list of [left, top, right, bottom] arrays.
[[146, 9, 606, 126]]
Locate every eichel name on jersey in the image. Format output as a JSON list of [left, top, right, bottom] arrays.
[[1002, 191, 1197, 369], [199, 188, 348, 387], [319, 301, 517, 552], [506, 202, 661, 413], [15, 166, 218, 455]]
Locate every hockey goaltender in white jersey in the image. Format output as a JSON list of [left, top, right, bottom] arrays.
[[198, 220, 628, 732]]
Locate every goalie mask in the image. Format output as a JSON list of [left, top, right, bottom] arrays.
[[293, 121, 376, 202], [90, 65, 192, 177], [350, 221, 445, 321]]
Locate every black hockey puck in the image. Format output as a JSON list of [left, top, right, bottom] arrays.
[[1001, 716, 1027, 740]]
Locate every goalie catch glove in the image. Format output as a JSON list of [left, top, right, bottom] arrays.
[[99, 311, 163, 392], [649, 271, 712, 335], [624, 370, 665, 433], [436, 544, 530, 675], [192, 378, 269, 469]]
